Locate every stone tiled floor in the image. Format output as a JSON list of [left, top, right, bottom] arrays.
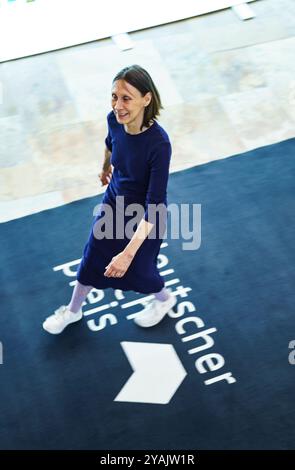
[[0, 0, 294, 222]]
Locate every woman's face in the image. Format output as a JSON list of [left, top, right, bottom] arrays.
[[111, 79, 151, 127]]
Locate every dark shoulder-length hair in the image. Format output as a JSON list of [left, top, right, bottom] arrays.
[[112, 64, 163, 131]]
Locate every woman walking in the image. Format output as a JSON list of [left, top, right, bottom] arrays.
[[43, 64, 176, 334]]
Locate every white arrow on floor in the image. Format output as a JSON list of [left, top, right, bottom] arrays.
[[114, 341, 187, 404]]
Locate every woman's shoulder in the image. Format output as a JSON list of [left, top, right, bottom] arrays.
[[149, 126, 172, 164], [151, 122, 171, 151], [151, 120, 170, 145], [107, 110, 117, 125]]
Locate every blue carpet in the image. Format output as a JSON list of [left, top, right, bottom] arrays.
[[0, 138, 295, 450]]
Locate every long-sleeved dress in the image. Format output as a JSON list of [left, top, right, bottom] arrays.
[[77, 110, 172, 294]]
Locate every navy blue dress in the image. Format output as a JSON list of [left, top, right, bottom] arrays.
[[77, 110, 172, 294]]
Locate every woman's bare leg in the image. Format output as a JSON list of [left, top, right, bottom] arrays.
[[154, 286, 170, 302], [68, 281, 93, 313]]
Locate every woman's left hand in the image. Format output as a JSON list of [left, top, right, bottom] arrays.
[[104, 251, 134, 278]]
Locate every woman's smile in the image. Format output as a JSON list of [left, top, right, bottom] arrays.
[[116, 112, 129, 119]]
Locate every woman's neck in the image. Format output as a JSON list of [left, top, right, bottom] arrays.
[[124, 120, 154, 135]]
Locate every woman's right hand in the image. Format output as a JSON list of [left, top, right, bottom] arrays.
[[99, 166, 112, 186]]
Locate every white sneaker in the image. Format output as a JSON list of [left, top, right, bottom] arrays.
[[43, 305, 83, 334], [134, 289, 176, 328]]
